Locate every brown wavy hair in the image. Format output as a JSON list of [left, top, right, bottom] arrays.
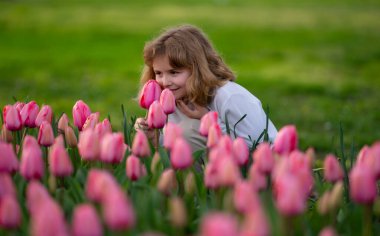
[[139, 25, 236, 106]]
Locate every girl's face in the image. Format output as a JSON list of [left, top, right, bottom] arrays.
[[152, 55, 191, 100]]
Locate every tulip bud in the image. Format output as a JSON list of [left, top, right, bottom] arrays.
[[169, 197, 187, 228], [72, 204, 103, 236], [3, 105, 22, 131], [163, 122, 183, 150], [207, 123, 222, 148], [37, 121, 55, 147], [20, 135, 44, 181], [160, 88, 175, 114], [64, 126, 78, 147], [85, 169, 118, 203], [35, 105, 53, 127], [199, 111, 218, 137], [147, 101, 167, 129], [317, 191, 331, 215], [20, 101, 39, 128], [14, 102, 25, 112], [26, 181, 51, 216], [100, 132, 126, 164], [126, 155, 143, 181], [82, 112, 100, 131], [49, 136, 73, 177], [0, 142, 19, 173], [349, 163, 377, 205], [139, 79, 162, 109], [199, 212, 239, 236], [57, 113, 69, 133], [232, 137, 249, 166], [72, 100, 91, 131], [0, 195, 22, 229], [323, 154, 344, 183], [240, 207, 270, 236], [273, 125, 298, 156], [233, 181, 260, 214], [248, 164, 267, 191], [95, 118, 112, 139], [170, 138, 193, 170], [218, 157, 241, 187], [253, 142, 274, 175], [0, 173, 17, 199], [151, 151, 161, 174], [217, 135, 233, 154], [329, 181, 344, 211], [319, 226, 338, 236], [132, 130, 151, 158], [78, 129, 100, 161], [157, 168, 177, 195], [184, 172, 196, 195], [1, 124, 13, 143]]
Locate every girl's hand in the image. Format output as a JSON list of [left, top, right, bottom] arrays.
[[177, 100, 209, 119], [134, 117, 155, 140]]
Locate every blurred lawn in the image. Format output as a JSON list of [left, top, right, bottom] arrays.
[[1, 0, 379, 156]]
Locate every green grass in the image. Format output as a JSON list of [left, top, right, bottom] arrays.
[[1, 0, 379, 157]]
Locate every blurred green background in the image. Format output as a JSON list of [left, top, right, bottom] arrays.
[[1, 0, 379, 156]]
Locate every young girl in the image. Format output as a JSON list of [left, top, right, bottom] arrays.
[[135, 25, 277, 151]]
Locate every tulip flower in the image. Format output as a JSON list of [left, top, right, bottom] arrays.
[[48, 136, 73, 177], [57, 113, 69, 133], [147, 101, 167, 129], [3, 104, 22, 131], [14, 101, 25, 112], [199, 212, 239, 236], [95, 118, 112, 139], [0, 195, 22, 229], [157, 168, 177, 195], [160, 88, 175, 114], [100, 132, 126, 164], [78, 129, 100, 161], [253, 142, 275, 175], [232, 137, 249, 166], [37, 121, 55, 147], [217, 156, 241, 187], [0, 141, 19, 173], [170, 138, 193, 170], [319, 226, 338, 236], [240, 207, 270, 236], [169, 197, 187, 228], [139, 79, 162, 109], [199, 111, 218, 137], [72, 204, 103, 236], [207, 123, 222, 148], [204, 163, 219, 189], [35, 105, 53, 127], [20, 135, 44, 181], [72, 100, 91, 131], [126, 155, 143, 181], [349, 163, 377, 205], [82, 112, 100, 131], [273, 125, 298, 156], [1, 124, 13, 143], [0, 173, 17, 199], [85, 169, 118, 203], [217, 135, 233, 154], [163, 122, 183, 150], [233, 181, 260, 214], [20, 101, 40, 128], [323, 154, 344, 183], [102, 187, 135, 231], [26, 181, 51, 216], [132, 130, 151, 158], [248, 164, 267, 191]]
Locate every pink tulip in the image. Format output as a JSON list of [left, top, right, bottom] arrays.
[[160, 88, 175, 114], [1, 124, 13, 143], [64, 126, 78, 147], [57, 113, 69, 133], [204, 163, 219, 189], [370, 142, 380, 179], [102, 187, 135, 231], [20, 135, 44, 181], [232, 137, 249, 166], [37, 121, 55, 147], [233, 181, 260, 214], [85, 169, 118, 203], [30, 200, 69, 236], [273, 125, 298, 156], [72, 100, 91, 131], [248, 164, 268, 191], [357, 145, 371, 163], [288, 150, 314, 195], [72, 204, 103, 236], [78, 129, 100, 161], [163, 122, 183, 150], [0, 141, 19, 173], [147, 101, 167, 129], [132, 130, 151, 158], [14, 101, 25, 113], [0, 173, 17, 199], [217, 156, 241, 187], [3, 104, 22, 131], [199, 111, 218, 136], [20, 101, 40, 128], [48, 136, 73, 177], [199, 212, 239, 236], [349, 163, 377, 204], [26, 181, 51, 216], [0, 195, 22, 229], [240, 207, 270, 236], [217, 135, 233, 154], [170, 138, 193, 170], [95, 118, 112, 139], [126, 155, 144, 181], [253, 142, 275, 175], [35, 105, 53, 127], [100, 132, 126, 164], [319, 226, 338, 236], [323, 154, 344, 183], [82, 112, 100, 131], [207, 123, 222, 148], [157, 168, 177, 195], [139, 79, 162, 109]]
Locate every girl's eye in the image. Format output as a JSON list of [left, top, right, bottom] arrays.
[[170, 70, 178, 75], [154, 71, 162, 76]]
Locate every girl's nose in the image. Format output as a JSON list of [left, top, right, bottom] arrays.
[[162, 75, 172, 87]]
